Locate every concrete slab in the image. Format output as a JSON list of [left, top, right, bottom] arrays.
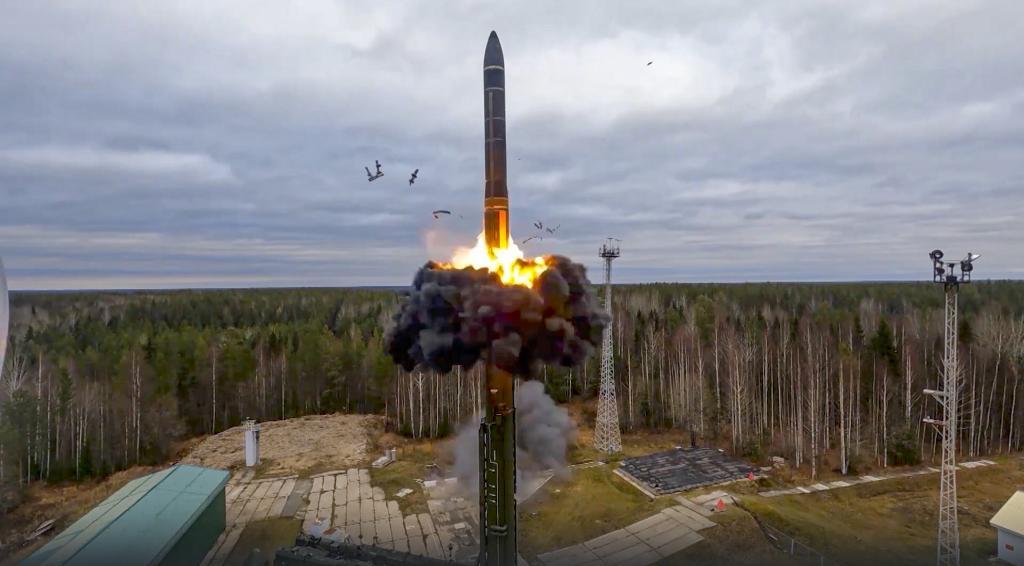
[[323, 475, 335, 492], [584, 528, 629, 551], [588, 532, 640, 557], [607, 546, 660, 566], [408, 535, 427, 556], [424, 533, 444, 559], [237, 497, 263, 524], [372, 486, 385, 501], [360, 498, 376, 523], [358, 468, 371, 483], [359, 520, 376, 544], [393, 538, 409, 553], [226, 485, 246, 503], [418, 513, 437, 535], [359, 483, 373, 500], [375, 517, 393, 543], [346, 504, 361, 526], [333, 505, 346, 525], [347, 481, 360, 503], [390, 515, 407, 539], [654, 530, 703, 558], [625, 513, 672, 534], [317, 490, 334, 510], [278, 478, 296, 498], [663, 505, 716, 530], [405, 514, 423, 538], [674, 496, 714, 517], [374, 500, 388, 521], [600, 537, 648, 564], [310, 476, 323, 494], [634, 516, 684, 544], [239, 483, 260, 500], [387, 500, 401, 518], [347, 468, 359, 482], [254, 495, 276, 521]]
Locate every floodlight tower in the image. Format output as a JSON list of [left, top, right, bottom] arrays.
[[594, 239, 622, 454], [923, 249, 979, 566]]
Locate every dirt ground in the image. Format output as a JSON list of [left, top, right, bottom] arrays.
[[180, 413, 381, 476]]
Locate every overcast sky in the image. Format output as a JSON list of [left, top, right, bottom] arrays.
[[2, 1, 1022, 290]]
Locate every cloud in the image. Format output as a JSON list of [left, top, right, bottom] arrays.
[[0, 146, 236, 183], [0, 0, 1022, 289]]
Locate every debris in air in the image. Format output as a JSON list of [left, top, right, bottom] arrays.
[[533, 221, 543, 229], [545, 224, 560, 234], [647, 61, 653, 66], [365, 159, 384, 182], [432, 210, 451, 219], [409, 169, 419, 186]]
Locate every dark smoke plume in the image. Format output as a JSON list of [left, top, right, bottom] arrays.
[[386, 255, 607, 376]]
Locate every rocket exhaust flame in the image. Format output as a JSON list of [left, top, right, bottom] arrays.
[[440, 233, 548, 288]]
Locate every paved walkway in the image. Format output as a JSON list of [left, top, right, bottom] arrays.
[[536, 500, 716, 566], [758, 459, 997, 497], [203, 467, 460, 565], [201, 469, 307, 566]]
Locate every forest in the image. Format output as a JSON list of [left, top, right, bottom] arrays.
[[2, 281, 1024, 506]]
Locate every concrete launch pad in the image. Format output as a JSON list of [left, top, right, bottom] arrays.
[[617, 447, 755, 496]]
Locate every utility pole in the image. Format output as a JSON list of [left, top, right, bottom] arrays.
[[923, 249, 979, 566], [594, 239, 622, 454]]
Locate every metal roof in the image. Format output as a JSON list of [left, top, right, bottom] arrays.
[[992, 490, 1024, 535], [23, 464, 229, 566]]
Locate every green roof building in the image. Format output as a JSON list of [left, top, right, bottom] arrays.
[[24, 464, 229, 566]]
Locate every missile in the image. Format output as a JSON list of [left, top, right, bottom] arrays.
[[483, 30, 509, 253]]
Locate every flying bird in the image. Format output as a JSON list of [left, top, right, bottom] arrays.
[[409, 169, 419, 186], [365, 160, 384, 182]]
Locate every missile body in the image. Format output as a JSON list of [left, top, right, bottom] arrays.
[[479, 31, 518, 566], [483, 31, 509, 252]]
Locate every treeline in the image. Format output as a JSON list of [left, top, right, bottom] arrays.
[[2, 282, 1024, 497]]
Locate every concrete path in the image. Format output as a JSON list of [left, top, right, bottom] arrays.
[[536, 503, 715, 566], [758, 459, 997, 497]]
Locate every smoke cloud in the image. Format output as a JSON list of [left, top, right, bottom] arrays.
[[386, 255, 607, 376], [452, 380, 577, 496]]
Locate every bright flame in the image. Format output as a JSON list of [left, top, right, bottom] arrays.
[[441, 233, 549, 287]]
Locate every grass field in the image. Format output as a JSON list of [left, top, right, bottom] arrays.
[[739, 457, 1022, 565], [518, 464, 677, 558]]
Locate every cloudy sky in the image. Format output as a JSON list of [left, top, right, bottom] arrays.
[[2, 1, 1022, 289]]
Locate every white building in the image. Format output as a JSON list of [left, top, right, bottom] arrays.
[[991, 491, 1024, 565]]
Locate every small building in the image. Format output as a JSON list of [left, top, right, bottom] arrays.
[[24, 464, 229, 566], [991, 490, 1024, 565]]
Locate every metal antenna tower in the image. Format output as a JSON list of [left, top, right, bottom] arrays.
[[594, 239, 622, 454], [923, 249, 979, 566]]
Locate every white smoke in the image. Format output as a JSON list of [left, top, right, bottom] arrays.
[[452, 380, 576, 500]]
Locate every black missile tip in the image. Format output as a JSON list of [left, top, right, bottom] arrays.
[[484, 31, 504, 67]]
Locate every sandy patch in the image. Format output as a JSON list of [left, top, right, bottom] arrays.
[[181, 413, 380, 476]]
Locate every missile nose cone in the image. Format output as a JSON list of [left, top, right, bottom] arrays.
[[484, 31, 504, 67]]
